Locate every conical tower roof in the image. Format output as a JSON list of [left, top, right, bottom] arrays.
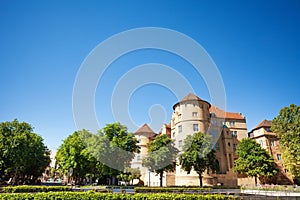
[[181, 93, 203, 101], [173, 93, 210, 110], [134, 124, 156, 137]]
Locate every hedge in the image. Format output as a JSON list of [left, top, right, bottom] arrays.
[[134, 187, 212, 193], [0, 192, 235, 200], [2, 185, 72, 193]]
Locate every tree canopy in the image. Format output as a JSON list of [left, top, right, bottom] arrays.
[[143, 134, 178, 186], [55, 130, 103, 185], [233, 138, 278, 184], [0, 119, 50, 185], [85, 122, 140, 172], [271, 104, 300, 180], [179, 132, 218, 187]]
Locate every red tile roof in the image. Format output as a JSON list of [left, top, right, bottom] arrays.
[[181, 93, 203, 101], [135, 124, 156, 137], [210, 105, 245, 120], [249, 119, 272, 133], [255, 119, 272, 129], [173, 93, 211, 109]]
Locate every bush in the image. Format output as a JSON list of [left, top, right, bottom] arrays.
[[134, 187, 212, 193], [2, 185, 72, 193], [0, 192, 235, 200]]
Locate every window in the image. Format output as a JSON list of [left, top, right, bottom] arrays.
[[233, 144, 237, 151], [179, 140, 183, 147], [265, 127, 271, 132], [269, 139, 275, 146], [172, 132, 175, 138], [229, 121, 235, 126], [277, 154, 282, 160], [193, 124, 199, 132], [210, 113, 216, 117], [228, 142, 231, 147], [192, 112, 198, 117], [259, 140, 263, 146], [137, 155, 141, 161], [211, 120, 216, 125], [178, 125, 182, 133], [215, 143, 220, 151], [231, 131, 237, 138], [178, 114, 182, 120]]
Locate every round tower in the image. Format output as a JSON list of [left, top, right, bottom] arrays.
[[171, 93, 211, 144], [171, 93, 211, 186]]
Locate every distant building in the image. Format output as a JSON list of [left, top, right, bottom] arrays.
[[132, 93, 248, 186], [131, 124, 163, 186], [248, 120, 293, 184]]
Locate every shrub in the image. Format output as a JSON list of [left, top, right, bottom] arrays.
[[2, 185, 72, 193], [134, 187, 212, 193], [0, 192, 235, 200]]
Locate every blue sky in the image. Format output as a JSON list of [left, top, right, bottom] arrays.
[[1, 0, 299, 150]]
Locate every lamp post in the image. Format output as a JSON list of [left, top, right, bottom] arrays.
[[148, 169, 151, 186]]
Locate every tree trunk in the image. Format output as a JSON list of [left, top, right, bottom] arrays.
[[160, 171, 163, 187], [199, 174, 203, 187], [255, 175, 257, 185]]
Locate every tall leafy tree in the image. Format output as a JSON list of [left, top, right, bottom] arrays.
[[83, 122, 140, 184], [55, 130, 103, 184], [179, 132, 218, 187], [271, 104, 300, 181], [143, 134, 178, 186], [0, 119, 50, 184], [233, 138, 278, 185]]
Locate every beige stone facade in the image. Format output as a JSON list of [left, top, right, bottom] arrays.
[[248, 120, 293, 185]]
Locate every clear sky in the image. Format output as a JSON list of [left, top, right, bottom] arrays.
[[1, 0, 299, 150]]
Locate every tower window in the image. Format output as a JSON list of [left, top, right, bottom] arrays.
[[179, 140, 183, 147], [192, 112, 198, 117], [215, 143, 220, 151], [277, 154, 282, 160], [178, 125, 182, 133], [193, 124, 199, 132], [231, 131, 237, 138], [233, 144, 237, 151]]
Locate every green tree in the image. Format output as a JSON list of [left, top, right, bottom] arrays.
[[0, 119, 50, 184], [55, 130, 103, 185], [117, 168, 141, 186], [82, 122, 140, 185], [233, 138, 278, 185], [143, 134, 178, 186], [271, 104, 300, 181], [179, 132, 218, 187]]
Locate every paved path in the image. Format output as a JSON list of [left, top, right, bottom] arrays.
[[242, 189, 300, 196]]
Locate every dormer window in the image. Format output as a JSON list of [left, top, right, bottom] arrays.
[[265, 127, 271, 132]]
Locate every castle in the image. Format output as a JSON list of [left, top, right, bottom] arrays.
[[131, 93, 293, 186], [131, 93, 248, 186]]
